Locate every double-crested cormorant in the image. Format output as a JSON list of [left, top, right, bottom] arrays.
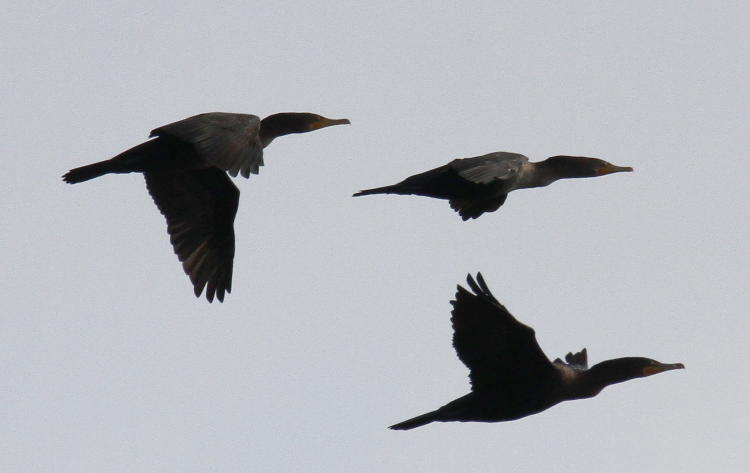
[[354, 152, 633, 220], [63, 112, 350, 302], [389, 273, 684, 430]]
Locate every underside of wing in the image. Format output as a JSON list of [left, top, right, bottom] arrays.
[[451, 273, 556, 391], [144, 167, 240, 302], [151, 113, 264, 178], [448, 194, 507, 220]]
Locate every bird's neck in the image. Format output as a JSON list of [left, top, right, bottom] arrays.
[[523, 161, 564, 188], [568, 359, 639, 399], [259, 113, 306, 147]]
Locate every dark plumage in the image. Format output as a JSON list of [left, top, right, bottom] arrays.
[[63, 112, 350, 302], [389, 273, 684, 430], [354, 152, 633, 220]]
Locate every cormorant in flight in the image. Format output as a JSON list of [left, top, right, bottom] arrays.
[[390, 273, 684, 430], [63, 112, 350, 302], [355, 152, 632, 220]]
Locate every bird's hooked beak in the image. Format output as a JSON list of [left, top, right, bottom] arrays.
[[309, 117, 351, 130], [596, 163, 634, 176], [642, 362, 685, 377]]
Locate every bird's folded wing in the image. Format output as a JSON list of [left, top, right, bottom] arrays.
[[451, 273, 556, 391], [144, 168, 239, 302], [565, 348, 588, 369], [150, 112, 264, 178], [553, 348, 588, 369], [450, 152, 528, 185]]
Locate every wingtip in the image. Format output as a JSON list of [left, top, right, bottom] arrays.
[[216, 286, 229, 303], [195, 283, 217, 303], [465, 273, 481, 296], [466, 272, 483, 286]]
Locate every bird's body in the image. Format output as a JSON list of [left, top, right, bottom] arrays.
[[389, 273, 684, 430], [354, 152, 633, 220], [63, 112, 349, 302]]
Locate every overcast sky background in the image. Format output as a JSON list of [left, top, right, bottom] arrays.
[[3, 1, 749, 472]]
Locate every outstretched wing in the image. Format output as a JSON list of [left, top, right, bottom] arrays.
[[150, 113, 264, 178], [451, 273, 556, 392], [144, 168, 239, 302], [449, 152, 528, 185]]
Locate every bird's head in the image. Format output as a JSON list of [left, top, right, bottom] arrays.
[[301, 113, 351, 131], [590, 357, 685, 384], [260, 112, 350, 137], [636, 358, 686, 377], [542, 156, 633, 178], [573, 356, 684, 398]]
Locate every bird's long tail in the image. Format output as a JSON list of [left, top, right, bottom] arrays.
[[389, 410, 440, 430], [353, 184, 409, 197], [354, 165, 455, 198], [62, 160, 117, 184], [62, 139, 162, 184]]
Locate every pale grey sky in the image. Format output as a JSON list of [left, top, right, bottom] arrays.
[[3, 1, 749, 472]]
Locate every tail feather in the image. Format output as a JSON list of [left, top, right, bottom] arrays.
[[62, 160, 116, 184], [389, 410, 440, 430], [353, 184, 408, 197], [354, 166, 463, 199], [63, 139, 166, 184]]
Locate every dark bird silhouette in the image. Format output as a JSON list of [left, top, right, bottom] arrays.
[[389, 273, 684, 430], [63, 112, 350, 302], [354, 152, 632, 220]]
